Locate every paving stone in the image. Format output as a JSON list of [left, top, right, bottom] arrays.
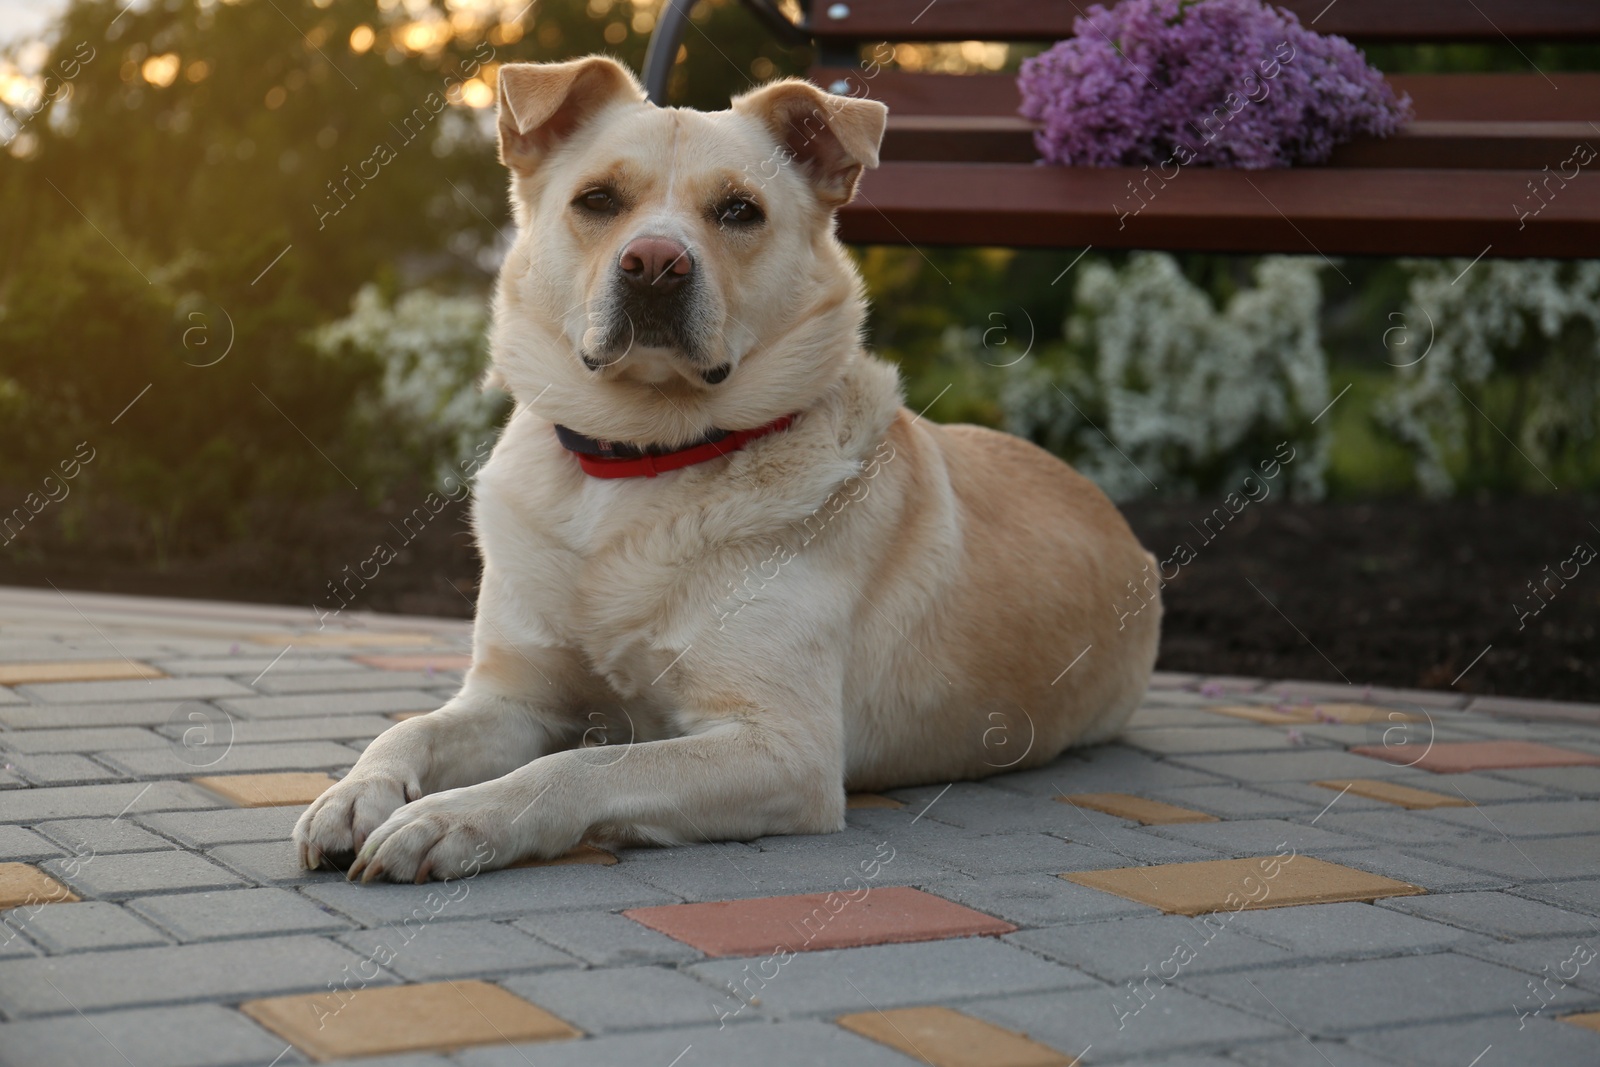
[[1066, 856, 1424, 916], [242, 978, 579, 1060], [3, 753, 125, 786], [1005, 913, 1299, 982], [352, 653, 473, 671], [1379, 891, 1600, 939], [251, 670, 451, 695], [0, 727, 169, 753], [1480, 765, 1600, 797], [965, 984, 1286, 1062], [1306, 809, 1498, 848], [625, 886, 1014, 958], [135, 806, 306, 848], [207, 841, 334, 887], [335, 919, 578, 980], [34, 817, 177, 856], [991, 746, 1226, 799], [836, 1004, 1074, 1067], [1061, 793, 1219, 825], [1454, 935, 1600, 996], [1407, 834, 1600, 882], [1428, 799, 1600, 839], [0, 1003, 297, 1067], [510, 911, 703, 970], [923, 873, 1159, 928], [1049, 820, 1234, 866], [0, 780, 220, 824], [0, 700, 192, 729], [0, 827, 64, 863], [153, 655, 359, 675], [1119, 725, 1328, 756], [500, 965, 736, 1034], [619, 839, 947, 901], [1138, 784, 1331, 820], [1326, 847, 1513, 893], [1171, 750, 1435, 782], [1228, 900, 1482, 957], [1345, 1013, 1600, 1067], [846, 793, 904, 809], [106, 744, 357, 778], [1353, 739, 1600, 773], [14, 900, 169, 953], [893, 826, 1127, 878], [249, 631, 442, 648], [687, 937, 1093, 1019], [44, 850, 245, 899], [217, 689, 442, 720], [1188, 953, 1597, 1035], [1517, 880, 1600, 918], [0, 660, 165, 685], [1469, 694, 1600, 723], [157, 714, 398, 746], [16, 677, 255, 704], [1313, 777, 1471, 809], [1230, 1039, 1419, 1067], [191, 771, 339, 807], [1141, 819, 1376, 856], [0, 934, 386, 1016], [130, 887, 352, 941], [301, 864, 680, 923], [0, 863, 78, 909], [452, 1019, 917, 1067]]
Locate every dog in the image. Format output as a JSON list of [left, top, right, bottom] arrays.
[[294, 55, 1161, 882]]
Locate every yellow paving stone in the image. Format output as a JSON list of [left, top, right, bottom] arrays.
[[1059, 792, 1219, 825], [0, 660, 164, 685], [510, 844, 617, 868], [1313, 778, 1470, 810], [241, 979, 581, 1061], [837, 1006, 1071, 1067], [1206, 702, 1425, 726], [247, 632, 441, 648], [0, 863, 79, 910], [1562, 1011, 1600, 1033], [191, 772, 338, 807], [1065, 856, 1424, 916], [847, 793, 906, 810]]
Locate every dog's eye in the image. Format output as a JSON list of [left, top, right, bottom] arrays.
[[575, 188, 618, 215], [716, 197, 763, 227]]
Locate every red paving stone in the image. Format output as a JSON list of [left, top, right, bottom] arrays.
[[623, 886, 1015, 958], [1352, 739, 1600, 773]]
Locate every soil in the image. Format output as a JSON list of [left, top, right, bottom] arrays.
[[3, 493, 1596, 703]]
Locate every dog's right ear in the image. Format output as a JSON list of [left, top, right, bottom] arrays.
[[497, 56, 646, 175]]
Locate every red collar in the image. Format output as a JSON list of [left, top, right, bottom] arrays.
[[555, 413, 799, 479]]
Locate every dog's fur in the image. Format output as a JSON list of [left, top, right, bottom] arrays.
[[294, 56, 1161, 882]]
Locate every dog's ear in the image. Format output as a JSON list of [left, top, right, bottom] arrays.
[[497, 56, 646, 175], [732, 80, 887, 207]]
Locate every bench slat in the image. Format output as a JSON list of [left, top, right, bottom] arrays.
[[810, 0, 1600, 43], [838, 162, 1600, 256]]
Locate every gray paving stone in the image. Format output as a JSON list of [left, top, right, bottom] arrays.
[[301, 864, 680, 923], [1167, 750, 1429, 782], [1229, 901, 1485, 958], [1480, 765, 1600, 797], [618, 840, 948, 901], [499, 965, 727, 1033], [1005, 913, 1299, 983], [252, 669, 451, 694], [0, 934, 388, 1016], [0, 1003, 299, 1067], [1309, 809, 1502, 848], [100, 740, 360, 777], [922, 873, 1159, 928], [1230, 1039, 1413, 1067], [217, 689, 441, 720], [1515, 879, 1600, 918], [1380, 892, 1600, 940], [44, 850, 245, 899], [891, 824, 1128, 877], [1121, 725, 1335, 756], [1453, 934, 1600, 997], [129, 887, 353, 941], [1469, 694, 1600, 724], [1123, 705, 1236, 729], [207, 841, 330, 887], [965, 984, 1287, 1062], [0, 826, 65, 863], [3, 753, 126, 785], [35, 817, 179, 856], [988, 745, 1228, 798], [0, 781, 221, 823], [1345, 1012, 1600, 1067], [509, 909, 704, 966], [136, 806, 307, 847], [1330, 848, 1513, 893], [687, 936, 1093, 1019], [452, 1020, 915, 1067], [153, 653, 358, 674], [1142, 818, 1375, 856], [1407, 834, 1600, 883], [0, 727, 168, 753], [1187, 953, 1600, 1035], [876, 781, 1084, 834], [16, 677, 255, 704], [13, 900, 169, 953], [154, 714, 399, 746], [1050, 820, 1233, 866], [1428, 799, 1600, 839], [0, 701, 191, 729], [334, 919, 577, 980], [1139, 784, 1326, 820]]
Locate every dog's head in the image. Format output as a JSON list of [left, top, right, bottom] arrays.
[[488, 55, 887, 445]]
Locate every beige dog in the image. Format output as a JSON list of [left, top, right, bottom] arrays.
[[294, 56, 1160, 882]]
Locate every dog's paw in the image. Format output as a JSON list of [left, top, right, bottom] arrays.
[[293, 772, 419, 871], [345, 789, 516, 884]]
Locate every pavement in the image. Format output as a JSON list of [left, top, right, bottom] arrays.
[[0, 585, 1598, 1067]]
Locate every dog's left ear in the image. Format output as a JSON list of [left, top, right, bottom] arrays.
[[498, 55, 646, 175], [733, 80, 888, 207]]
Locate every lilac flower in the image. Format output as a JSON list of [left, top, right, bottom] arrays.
[[1017, 0, 1412, 168]]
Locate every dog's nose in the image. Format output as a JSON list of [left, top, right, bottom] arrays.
[[618, 237, 692, 292]]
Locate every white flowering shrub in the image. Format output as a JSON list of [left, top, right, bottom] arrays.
[[997, 253, 1331, 499], [1379, 259, 1600, 495], [312, 284, 506, 488]]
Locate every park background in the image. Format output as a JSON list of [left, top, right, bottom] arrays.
[[0, 0, 1597, 698]]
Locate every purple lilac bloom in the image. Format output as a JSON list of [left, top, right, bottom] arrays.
[[1017, 0, 1412, 168]]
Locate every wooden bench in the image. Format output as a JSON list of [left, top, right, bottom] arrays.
[[642, 0, 1600, 257]]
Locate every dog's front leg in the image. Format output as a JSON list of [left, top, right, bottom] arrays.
[[346, 646, 848, 883]]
